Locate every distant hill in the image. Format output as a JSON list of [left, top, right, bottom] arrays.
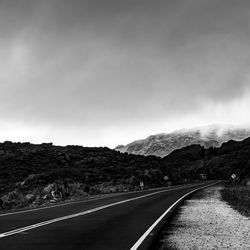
[[1, 136, 250, 211], [0, 141, 167, 210], [162, 136, 250, 183], [115, 125, 250, 157]]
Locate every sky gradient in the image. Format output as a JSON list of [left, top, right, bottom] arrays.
[[0, 0, 250, 147]]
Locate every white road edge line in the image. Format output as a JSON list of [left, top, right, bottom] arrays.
[[0, 184, 207, 238], [129, 181, 219, 250], [0, 194, 126, 217], [0, 183, 204, 217], [0, 187, 172, 217]]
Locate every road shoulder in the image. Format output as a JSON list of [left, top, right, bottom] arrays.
[[155, 184, 250, 250]]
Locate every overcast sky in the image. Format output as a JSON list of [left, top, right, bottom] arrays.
[[0, 0, 250, 147]]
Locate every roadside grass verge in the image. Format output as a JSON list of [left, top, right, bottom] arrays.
[[221, 183, 250, 217]]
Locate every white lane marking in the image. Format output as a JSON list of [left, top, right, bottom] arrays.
[[0, 188, 165, 217], [0, 183, 203, 217], [0, 183, 210, 238], [129, 181, 219, 250], [0, 194, 125, 217]]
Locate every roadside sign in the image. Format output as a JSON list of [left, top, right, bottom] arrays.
[[164, 176, 169, 181], [231, 174, 236, 179]]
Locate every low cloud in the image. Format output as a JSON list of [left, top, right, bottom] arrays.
[[0, 0, 249, 146]]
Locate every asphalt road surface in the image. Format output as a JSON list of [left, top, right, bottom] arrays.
[[0, 181, 217, 250]]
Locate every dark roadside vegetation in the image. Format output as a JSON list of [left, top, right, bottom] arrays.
[[0, 142, 170, 210], [0, 137, 250, 211], [221, 183, 250, 217]]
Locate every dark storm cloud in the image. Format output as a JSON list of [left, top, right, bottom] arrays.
[[0, 0, 250, 146]]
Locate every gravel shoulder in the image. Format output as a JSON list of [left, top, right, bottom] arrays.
[[156, 184, 250, 250]]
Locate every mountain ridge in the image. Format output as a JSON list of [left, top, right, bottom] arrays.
[[115, 125, 250, 157]]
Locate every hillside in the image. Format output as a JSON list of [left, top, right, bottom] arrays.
[[1, 137, 250, 211], [115, 125, 250, 157], [0, 141, 169, 210], [163, 137, 250, 183]]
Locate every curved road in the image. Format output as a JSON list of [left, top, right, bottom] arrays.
[[0, 181, 217, 250]]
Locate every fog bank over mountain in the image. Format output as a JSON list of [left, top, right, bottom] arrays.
[[115, 124, 250, 157]]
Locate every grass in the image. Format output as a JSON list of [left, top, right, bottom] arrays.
[[221, 182, 250, 217]]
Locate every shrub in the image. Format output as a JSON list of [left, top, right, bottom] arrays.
[[221, 183, 250, 217]]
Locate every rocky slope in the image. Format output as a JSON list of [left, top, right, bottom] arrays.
[[1, 135, 250, 211], [0, 141, 168, 210], [163, 137, 250, 182], [115, 125, 250, 157]]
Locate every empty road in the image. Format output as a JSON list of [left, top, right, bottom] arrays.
[[0, 181, 217, 250]]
